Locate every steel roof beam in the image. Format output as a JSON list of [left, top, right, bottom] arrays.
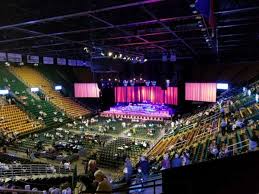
[[0, 0, 163, 31], [142, 6, 198, 56]]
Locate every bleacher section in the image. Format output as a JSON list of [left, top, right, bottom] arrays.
[[10, 66, 90, 118], [0, 67, 69, 128], [0, 104, 41, 135], [147, 84, 259, 165]]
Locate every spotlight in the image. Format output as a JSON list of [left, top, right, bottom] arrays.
[[108, 78, 111, 81], [205, 38, 210, 42], [192, 10, 198, 14], [119, 54, 122, 58], [126, 57, 131, 61], [19, 62, 24, 66], [144, 59, 148, 62], [84, 47, 90, 53], [201, 28, 206, 32], [108, 52, 113, 57], [34, 63, 38, 66], [5, 62, 10, 66], [123, 57, 127, 60], [195, 16, 202, 20], [113, 55, 118, 59], [100, 52, 105, 56], [189, 4, 195, 8], [197, 21, 203, 28], [114, 78, 117, 81]]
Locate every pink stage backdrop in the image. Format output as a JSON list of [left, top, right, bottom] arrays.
[[115, 86, 178, 105], [74, 83, 100, 98], [185, 83, 217, 102]]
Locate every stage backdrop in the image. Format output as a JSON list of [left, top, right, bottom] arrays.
[[74, 83, 100, 98], [114, 86, 178, 105], [185, 83, 217, 102]]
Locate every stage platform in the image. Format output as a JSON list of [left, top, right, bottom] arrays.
[[100, 103, 173, 121]]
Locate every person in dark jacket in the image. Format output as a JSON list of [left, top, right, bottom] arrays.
[[137, 156, 150, 182], [171, 153, 182, 168]]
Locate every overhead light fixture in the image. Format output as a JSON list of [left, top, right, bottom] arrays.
[[189, 4, 195, 8], [84, 47, 90, 53], [108, 52, 113, 57]]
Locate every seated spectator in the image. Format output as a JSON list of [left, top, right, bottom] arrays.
[[249, 131, 258, 151], [218, 143, 229, 158], [161, 153, 170, 170], [209, 140, 219, 159], [181, 151, 191, 166], [221, 119, 227, 136], [171, 153, 182, 168], [94, 170, 112, 194], [235, 118, 244, 129]]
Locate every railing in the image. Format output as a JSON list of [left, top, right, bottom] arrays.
[[0, 188, 43, 194], [227, 138, 250, 156], [0, 164, 72, 179], [81, 176, 162, 194]]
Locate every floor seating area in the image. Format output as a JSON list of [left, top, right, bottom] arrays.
[[10, 66, 90, 118], [97, 137, 149, 168]]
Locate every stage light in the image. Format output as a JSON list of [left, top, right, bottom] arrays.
[[144, 59, 148, 62], [123, 57, 127, 60], [114, 78, 117, 81], [145, 80, 150, 86], [108, 78, 111, 81], [119, 54, 122, 58], [34, 63, 38, 66], [5, 62, 10, 66], [205, 38, 210, 42], [140, 77, 143, 81], [100, 52, 105, 56], [170, 52, 176, 62], [151, 81, 156, 86], [192, 10, 198, 14], [189, 3, 195, 8], [84, 47, 90, 53], [19, 62, 24, 66], [113, 55, 118, 59], [108, 52, 113, 57], [197, 21, 203, 28], [195, 16, 202, 20]]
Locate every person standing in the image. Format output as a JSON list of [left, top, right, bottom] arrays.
[[123, 156, 133, 184]]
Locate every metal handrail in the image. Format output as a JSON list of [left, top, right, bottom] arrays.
[[0, 188, 43, 194], [0, 163, 72, 179]]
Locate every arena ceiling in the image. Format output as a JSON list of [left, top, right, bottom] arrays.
[[0, 0, 258, 63]]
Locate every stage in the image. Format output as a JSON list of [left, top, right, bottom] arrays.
[[100, 103, 173, 121]]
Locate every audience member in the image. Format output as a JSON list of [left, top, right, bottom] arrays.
[[94, 170, 112, 194], [171, 153, 182, 168]]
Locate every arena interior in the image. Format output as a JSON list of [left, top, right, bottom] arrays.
[[0, 0, 258, 194]]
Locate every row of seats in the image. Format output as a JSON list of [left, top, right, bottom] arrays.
[[0, 67, 69, 128], [0, 105, 41, 135], [10, 66, 90, 118], [147, 83, 258, 162]]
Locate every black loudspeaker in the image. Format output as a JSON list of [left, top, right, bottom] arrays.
[[161, 82, 168, 90]]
